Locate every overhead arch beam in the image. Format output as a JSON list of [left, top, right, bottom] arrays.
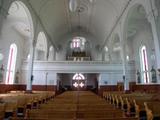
[[26, 0, 58, 51], [101, 0, 132, 50]]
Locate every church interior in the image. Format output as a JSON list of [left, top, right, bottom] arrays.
[[0, 0, 160, 119]]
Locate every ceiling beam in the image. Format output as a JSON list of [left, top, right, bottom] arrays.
[[26, 0, 58, 51]]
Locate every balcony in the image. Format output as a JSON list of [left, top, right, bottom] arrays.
[[22, 60, 135, 73]]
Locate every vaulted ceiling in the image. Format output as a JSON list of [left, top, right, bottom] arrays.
[[27, 0, 130, 47]]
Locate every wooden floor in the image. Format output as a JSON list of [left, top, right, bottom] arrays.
[[24, 91, 138, 120]]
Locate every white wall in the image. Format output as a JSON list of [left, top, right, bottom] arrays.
[[21, 61, 135, 86], [22, 70, 57, 85], [99, 73, 123, 86]]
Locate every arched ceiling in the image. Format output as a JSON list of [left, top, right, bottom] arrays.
[[8, 1, 32, 38], [127, 5, 149, 39], [27, 0, 130, 48]]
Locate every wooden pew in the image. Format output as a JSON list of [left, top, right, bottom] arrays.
[[0, 91, 56, 119], [103, 91, 160, 120], [0, 103, 5, 119], [144, 102, 160, 120]]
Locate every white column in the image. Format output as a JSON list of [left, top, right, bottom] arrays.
[[26, 40, 36, 92], [121, 44, 129, 91], [119, 23, 129, 91], [148, 15, 160, 68], [147, 1, 160, 82]]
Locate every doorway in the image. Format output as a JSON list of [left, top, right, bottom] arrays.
[[57, 73, 99, 92]]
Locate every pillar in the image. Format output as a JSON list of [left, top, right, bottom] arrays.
[[147, 0, 160, 82], [119, 22, 129, 91], [26, 40, 36, 92]]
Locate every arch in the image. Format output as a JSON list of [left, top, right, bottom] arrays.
[[8, 1, 34, 40], [123, 3, 147, 43], [120, 3, 148, 64], [6, 0, 34, 61], [73, 73, 85, 80], [6, 43, 17, 84], [123, 4, 151, 61], [35, 32, 48, 60], [123, 3, 154, 83], [1, 1, 34, 85]]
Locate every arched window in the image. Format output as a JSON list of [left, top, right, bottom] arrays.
[[72, 73, 85, 88], [6, 44, 17, 84], [35, 32, 48, 60], [140, 45, 149, 83], [70, 37, 86, 49], [72, 38, 80, 48], [73, 73, 85, 80]]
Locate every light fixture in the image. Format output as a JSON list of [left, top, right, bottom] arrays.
[[126, 55, 129, 61], [69, 0, 77, 12]]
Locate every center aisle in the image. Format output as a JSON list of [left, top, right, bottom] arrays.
[[27, 91, 138, 120], [76, 91, 123, 119]]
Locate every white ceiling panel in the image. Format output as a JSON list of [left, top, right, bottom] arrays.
[[28, 0, 129, 47]]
